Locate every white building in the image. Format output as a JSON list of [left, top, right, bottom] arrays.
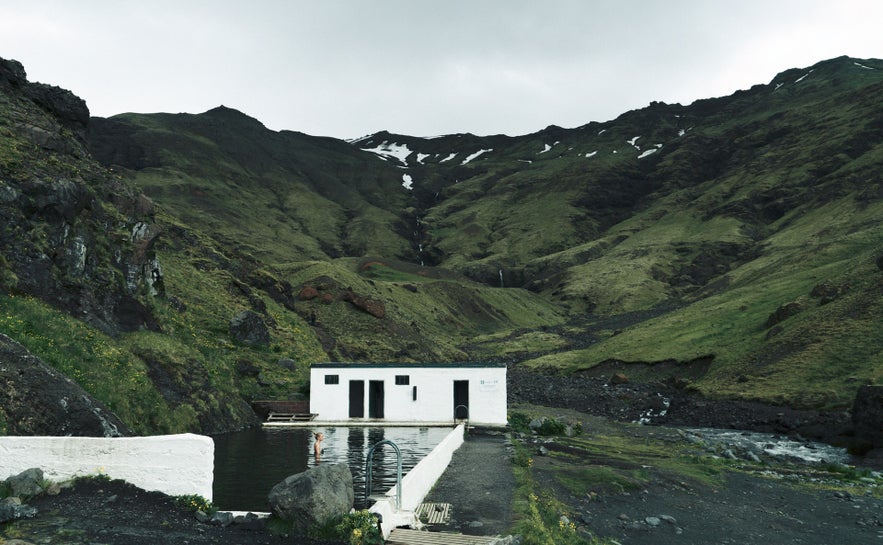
[[309, 362, 507, 427]]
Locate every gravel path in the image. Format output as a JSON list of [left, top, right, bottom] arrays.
[[422, 429, 515, 537]]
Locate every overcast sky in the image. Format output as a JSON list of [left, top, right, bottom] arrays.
[[1, 1, 881, 139]]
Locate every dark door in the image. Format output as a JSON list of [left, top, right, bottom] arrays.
[[453, 380, 469, 419], [349, 380, 365, 418], [368, 380, 385, 418]]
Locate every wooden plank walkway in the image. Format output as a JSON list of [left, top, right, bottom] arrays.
[[387, 528, 498, 545]]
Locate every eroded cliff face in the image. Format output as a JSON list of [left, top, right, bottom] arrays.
[[0, 333, 131, 436], [0, 57, 161, 336]]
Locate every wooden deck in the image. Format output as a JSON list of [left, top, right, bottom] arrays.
[[415, 502, 452, 525], [387, 528, 498, 545], [264, 412, 316, 422]]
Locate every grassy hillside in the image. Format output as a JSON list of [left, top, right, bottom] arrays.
[[1, 55, 881, 436]]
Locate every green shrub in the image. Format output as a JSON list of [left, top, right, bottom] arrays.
[[536, 417, 567, 436], [309, 509, 382, 545], [509, 411, 531, 433], [174, 494, 216, 514]]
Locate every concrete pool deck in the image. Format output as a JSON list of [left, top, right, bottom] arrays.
[[262, 419, 471, 428]]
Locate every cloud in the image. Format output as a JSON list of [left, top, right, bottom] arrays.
[[1, 0, 881, 138]]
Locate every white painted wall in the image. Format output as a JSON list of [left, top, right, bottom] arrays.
[[310, 365, 507, 426], [369, 424, 465, 538], [0, 433, 214, 500]]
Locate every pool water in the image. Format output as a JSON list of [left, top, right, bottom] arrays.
[[212, 426, 452, 511]]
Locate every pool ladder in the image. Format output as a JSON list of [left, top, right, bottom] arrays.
[[364, 439, 402, 511]]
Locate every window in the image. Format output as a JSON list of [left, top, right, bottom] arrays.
[[395, 375, 410, 385], [325, 374, 339, 385]]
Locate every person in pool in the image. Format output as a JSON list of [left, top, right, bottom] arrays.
[[313, 431, 324, 462]]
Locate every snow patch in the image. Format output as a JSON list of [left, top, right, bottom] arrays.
[[627, 136, 641, 148], [598, 129, 607, 135], [361, 141, 413, 165], [678, 129, 686, 137], [416, 153, 430, 164], [439, 152, 457, 163], [794, 69, 814, 84], [585, 151, 597, 158], [774, 82, 785, 91], [538, 144, 552, 154], [518, 159, 533, 164], [347, 134, 375, 144], [461, 149, 492, 165], [638, 148, 658, 159], [401, 174, 413, 190], [854, 62, 875, 70]]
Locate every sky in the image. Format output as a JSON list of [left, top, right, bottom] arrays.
[[1, 0, 881, 139]]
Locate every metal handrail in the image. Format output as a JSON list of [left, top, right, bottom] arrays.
[[364, 439, 402, 511]]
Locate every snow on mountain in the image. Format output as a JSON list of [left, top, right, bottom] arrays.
[[538, 141, 560, 155], [361, 141, 413, 165], [402, 173, 413, 190], [461, 149, 493, 165]]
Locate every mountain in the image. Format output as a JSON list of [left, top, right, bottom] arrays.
[[1, 54, 881, 435]]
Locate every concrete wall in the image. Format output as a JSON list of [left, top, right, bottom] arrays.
[[369, 424, 465, 538], [0, 433, 214, 500], [310, 365, 507, 426]]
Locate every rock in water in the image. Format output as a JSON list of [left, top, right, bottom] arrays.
[[267, 463, 354, 533]]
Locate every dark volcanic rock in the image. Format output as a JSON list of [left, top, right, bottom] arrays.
[[764, 301, 803, 328], [853, 385, 883, 450], [229, 310, 271, 347], [25, 82, 90, 141], [0, 333, 131, 436], [267, 463, 354, 534], [508, 366, 852, 446]]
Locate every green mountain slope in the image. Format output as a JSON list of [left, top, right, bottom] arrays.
[[1, 54, 881, 436]]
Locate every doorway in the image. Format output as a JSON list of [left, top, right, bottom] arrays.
[[368, 380, 385, 419], [453, 380, 469, 419], [349, 380, 364, 418]]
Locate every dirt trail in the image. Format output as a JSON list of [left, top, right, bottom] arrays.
[[422, 429, 514, 536]]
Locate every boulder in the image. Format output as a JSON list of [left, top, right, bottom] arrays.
[[852, 385, 883, 450], [610, 373, 629, 385], [764, 301, 803, 328], [267, 463, 354, 533], [341, 290, 386, 318], [298, 286, 319, 300], [0, 497, 37, 523], [4, 468, 43, 498], [229, 310, 271, 347]]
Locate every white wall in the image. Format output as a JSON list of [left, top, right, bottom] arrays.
[[310, 365, 507, 426], [369, 424, 465, 538], [0, 433, 214, 500]]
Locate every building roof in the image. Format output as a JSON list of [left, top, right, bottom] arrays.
[[311, 362, 506, 369]]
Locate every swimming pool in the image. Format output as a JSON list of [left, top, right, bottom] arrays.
[[212, 426, 452, 511]]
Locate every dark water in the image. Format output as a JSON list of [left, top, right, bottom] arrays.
[[212, 426, 452, 511]]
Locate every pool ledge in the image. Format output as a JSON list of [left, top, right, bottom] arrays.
[[263, 419, 476, 428], [368, 423, 466, 539]]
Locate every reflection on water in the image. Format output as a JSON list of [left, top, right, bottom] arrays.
[[212, 426, 451, 511]]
